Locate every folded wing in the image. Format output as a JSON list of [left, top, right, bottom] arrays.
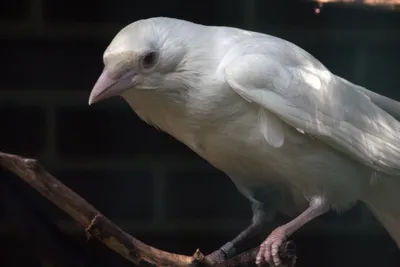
[[224, 53, 400, 175]]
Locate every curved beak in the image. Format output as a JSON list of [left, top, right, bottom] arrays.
[[88, 69, 137, 105]]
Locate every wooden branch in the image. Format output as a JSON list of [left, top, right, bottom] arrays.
[[0, 151, 296, 267]]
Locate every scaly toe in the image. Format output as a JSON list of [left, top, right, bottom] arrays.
[[271, 243, 282, 265], [256, 243, 267, 265]]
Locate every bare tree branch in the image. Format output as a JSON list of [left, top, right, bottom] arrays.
[[0, 151, 296, 267]]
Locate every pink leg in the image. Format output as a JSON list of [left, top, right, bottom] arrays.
[[256, 197, 329, 266]]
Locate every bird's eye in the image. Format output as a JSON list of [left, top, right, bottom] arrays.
[[141, 51, 158, 69]]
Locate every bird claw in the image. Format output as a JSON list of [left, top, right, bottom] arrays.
[[256, 227, 287, 266]]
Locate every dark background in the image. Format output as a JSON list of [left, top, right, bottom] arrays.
[[1, 0, 400, 266]]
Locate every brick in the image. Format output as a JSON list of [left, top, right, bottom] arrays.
[[0, 0, 29, 19], [364, 44, 400, 100], [43, 0, 221, 25], [294, 233, 400, 267], [0, 168, 68, 222], [1, 167, 152, 221], [0, 104, 46, 156], [55, 170, 154, 220], [0, 237, 40, 267], [1, 39, 106, 91], [255, 0, 317, 28], [55, 106, 198, 158], [0, 173, 92, 267], [43, 0, 106, 23], [1, 166, 152, 228], [320, 4, 400, 29], [165, 170, 251, 220], [256, 1, 400, 29]]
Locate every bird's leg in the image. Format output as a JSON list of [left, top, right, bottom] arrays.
[[206, 202, 271, 265], [256, 196, 329, 266]]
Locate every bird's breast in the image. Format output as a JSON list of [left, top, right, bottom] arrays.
[[184, 105, 370, 208], [124, 89, 370, 209], [184, 104, 309, 187]]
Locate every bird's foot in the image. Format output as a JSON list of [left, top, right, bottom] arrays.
[[205, 249, 227, 265], [256, 226, 288, 266]]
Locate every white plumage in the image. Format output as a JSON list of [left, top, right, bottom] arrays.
[[88, 17, 400, 265]]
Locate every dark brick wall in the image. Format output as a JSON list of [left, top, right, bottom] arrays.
[[255, 1, 400, 29], [3, 39, 105, 90], [0, 104, 46, 156], [42, 0, 223, 25], [0, 1, 30, 19], [55, 106, 195, 158], [2, 1, 400, 266], [165, 171, 251, 220]]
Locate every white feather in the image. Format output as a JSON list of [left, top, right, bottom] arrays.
[[100, 17, 400, 250], [258, 108, 284, 148]]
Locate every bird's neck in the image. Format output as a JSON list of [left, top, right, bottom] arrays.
[[121, 89, 198, 146]]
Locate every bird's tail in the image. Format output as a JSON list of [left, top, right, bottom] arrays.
[[364, 178, 400, 248], [368, 204, 400, 248]]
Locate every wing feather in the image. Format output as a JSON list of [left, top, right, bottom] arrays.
[[224, 53, 400, 175]]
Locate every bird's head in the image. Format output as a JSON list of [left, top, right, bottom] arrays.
[[88, 17, 198, 105]]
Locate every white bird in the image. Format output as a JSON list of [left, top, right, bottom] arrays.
[[88, 17, 400, 266]]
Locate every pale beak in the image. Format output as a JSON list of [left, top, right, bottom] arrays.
[[88, 69, 137, 105]]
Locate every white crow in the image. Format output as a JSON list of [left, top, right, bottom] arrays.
[[88, 17, 400, 266]]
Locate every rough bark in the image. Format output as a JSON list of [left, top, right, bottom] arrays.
[[0, 151, 296, 267]]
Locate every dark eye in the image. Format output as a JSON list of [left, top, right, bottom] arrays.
[[141, 51, 157, 69]]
